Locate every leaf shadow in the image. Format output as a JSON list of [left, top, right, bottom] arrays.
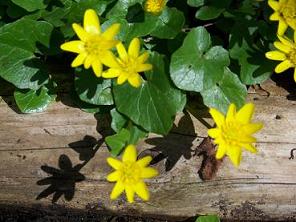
[[36, 154, 85, 203], [23, 58, 49, 87], [141, 111, 196, 171]]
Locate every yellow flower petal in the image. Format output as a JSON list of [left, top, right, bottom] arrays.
[[278, 35, 294, 48], [91, 60, 103, 77], [236, 103, 254, 124], [265, 51, 286, 61], [101, 51, 120, 68], [122, 144, 137, 162], [128, 74, 142, 88], [107, 171, 120, 182], [128, 38, 140, 58], [134, 181, 149, 201], [61, 41, 84, 53], [110, 180, 125, 200], [137, 156, 152, 167], [270, 12, 280, 21], [102, 23, 121, 40], [243, 143, 258, 153], [72, 23, 89, 41], [141, 167, 158, 178], [107, 157, 122, 170], [275, 60, 293, 73], [227, 146, 242, 167], [278, 19, 288, 35], [117, 73, 129, 85], [137, 52, 149, 63], [209, 108, 225, 128], [84, 9, 100, 34], [274, 41, 291, 53], [102, 68, 121, 78], [268, 0, 280, 10], [84, 55, 94, 69], [208, 128, 220, 139], [216, 143, 227, 159], [125, 186, 135, 203], [243, 123, 263, 134], [226, 103, 236, 121], [71, 53, 87, 67], [116, 42, 128, 60], [136, 64, 153, 72]]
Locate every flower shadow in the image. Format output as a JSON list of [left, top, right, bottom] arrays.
[[142, 111, 196, 171], [68, 135, 104, 162], [36, 154, 85, 203], [37, 136, 103, 203]]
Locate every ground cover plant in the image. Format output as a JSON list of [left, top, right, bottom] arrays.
[[0, 0, 293, 204]]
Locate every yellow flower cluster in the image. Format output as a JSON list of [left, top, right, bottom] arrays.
[[266, 0, 296, 81], [61, 9, 152, 88]]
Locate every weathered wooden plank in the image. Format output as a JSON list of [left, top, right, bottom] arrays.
[[0, 79, 296, 220], [0, 140, 295, 220], [1, 92, 296, 151]]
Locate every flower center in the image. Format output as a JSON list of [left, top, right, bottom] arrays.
[[280, 1, 296, 22], [221, 121, 242, 146], [145, 0, 166, 13], [120, 161, 141, 185], [119, 57, 139, 76], [288, 48, 296, 65], [84, 35, 114, 56]]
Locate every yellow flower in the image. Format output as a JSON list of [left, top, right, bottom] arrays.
[[106, 144, 158, 203], [208, 103, 263, 167], [265, 32, 296, 82], [60, 9, 120, 77], [102, 38, 153, 88], [268, 0, 296, 35], [144, 0, 167, 14]]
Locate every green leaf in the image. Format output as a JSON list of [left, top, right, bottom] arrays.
[[111, 108, 128, 133], [128, 123, 147, 144], [187, 0, 204, 7], [230, 38, 272, 85], [201, 68, 247, 114], [10, 0, 47, 12], [106, 0, 144, 19], [14, 82, 56, 113], [150, 7, 185, 39], [196, 215, 220, 222], [113, 52, 186, 135], [110, 109, 148, 144], [41, 0, 73, 27], [195, 6, 224, 20], [0, 18, 53, 89], [170, 26, 230, 92], [105, 128, 130, 156], [70, 89, 102, 113], [75, 69, 114, 106]]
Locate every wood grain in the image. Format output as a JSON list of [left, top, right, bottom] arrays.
[[0, 80, 295, 221]]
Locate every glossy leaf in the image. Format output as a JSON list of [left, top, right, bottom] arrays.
[[113, 52, 186, 134], [75, 69, 113, 106], [0, 18, 53, 89], [11, 0, 47, 12], [105, 128, 130, 156], [170, 26, 229, 92], [14, 82, 56, 113], [201, 68, 247, 114]]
